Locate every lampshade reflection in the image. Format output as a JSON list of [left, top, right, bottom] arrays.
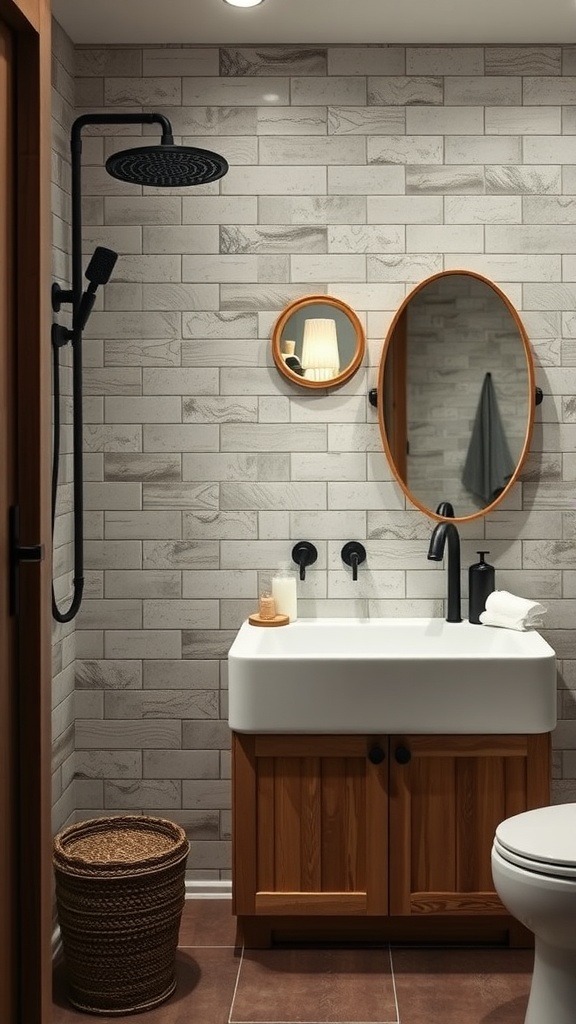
[[301, 318, 340, 382]]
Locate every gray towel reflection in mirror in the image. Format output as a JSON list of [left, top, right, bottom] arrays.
[[462, 372, 516, 504]]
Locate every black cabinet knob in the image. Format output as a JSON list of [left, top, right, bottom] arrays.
[[368, 745, 385, 765], [394, 745, 411, 765]]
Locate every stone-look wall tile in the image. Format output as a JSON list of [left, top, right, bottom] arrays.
[[142, 600, 219, 630], [444, 196, 522, 224], [143, 661, 219, 690], [53, 39, 576, 877], [486, 107, 561, 135], [76, 660, 142, 690], [104, 780, 181, 809], [143, 540, 219, 569], [105, 569, 182, 598], [104, 630, 182, 660], [104, 511, 181, 540], [368, 76, 442, 106], [445, 136, 521, 164], [329, 47, 405, 76], [406, 166, 484, 194], [103, 454, 181, 482], [445, 76, 521, 105], [143, 48, 218, 77], [524, 78, 576, 105], [181, 510, 257, 540], [104, 689, 219, 720], [76, 750, 142, 779], [407, 47, 483, 75], [487, 47, 561, 76], [76, 720, 182, 749], [143, 750, 219, 779]]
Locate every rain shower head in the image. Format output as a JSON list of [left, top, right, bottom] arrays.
[[105, 142, 229, 188]]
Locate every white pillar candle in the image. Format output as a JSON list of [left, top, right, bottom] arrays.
[[272, 569, 297, 621]]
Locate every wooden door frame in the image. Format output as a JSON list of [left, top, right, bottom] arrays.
[[0, 0, 52, 1021]]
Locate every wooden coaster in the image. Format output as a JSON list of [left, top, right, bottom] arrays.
[[248, 612, 290, 627]]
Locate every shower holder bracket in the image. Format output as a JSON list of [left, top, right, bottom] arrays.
[[51, 281, 73, 313], [51, 322, 73, 348]]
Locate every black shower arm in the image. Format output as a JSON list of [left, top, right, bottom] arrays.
[[70, 113, 174, 324], [70, 113, 174, 155]]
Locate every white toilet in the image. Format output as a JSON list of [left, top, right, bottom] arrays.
[[491, 803, 576, 1024]]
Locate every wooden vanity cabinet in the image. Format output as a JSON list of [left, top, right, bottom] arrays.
[[232, 731, 550, 946]]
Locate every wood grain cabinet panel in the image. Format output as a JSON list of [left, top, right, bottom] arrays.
[[389, 734, 550, 916], [233, 734, 388, 917]]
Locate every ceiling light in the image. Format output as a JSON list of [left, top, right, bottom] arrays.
[[222, 0, 265, 7]]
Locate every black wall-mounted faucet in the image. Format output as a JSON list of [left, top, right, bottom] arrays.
[[292, 541, 318, 581], [341, 541, 366, 581], [427, 521, 462, 623]]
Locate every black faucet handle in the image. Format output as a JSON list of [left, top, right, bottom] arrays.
[[341, 541, 366, 582], [291, 541, 318, 581]]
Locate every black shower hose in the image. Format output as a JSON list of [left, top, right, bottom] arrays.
[[51, 337, 84, 622]]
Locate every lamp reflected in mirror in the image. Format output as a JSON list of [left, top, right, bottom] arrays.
[[272, 295, 364, 390], [301, 318, 340, 381]]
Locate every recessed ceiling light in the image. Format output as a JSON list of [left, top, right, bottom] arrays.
[[222, 0, 265, 7]]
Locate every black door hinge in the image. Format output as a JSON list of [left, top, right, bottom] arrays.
[[9, 506, 44, 616]]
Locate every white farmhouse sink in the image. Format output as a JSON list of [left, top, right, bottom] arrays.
[[228, 617, 557, 734]]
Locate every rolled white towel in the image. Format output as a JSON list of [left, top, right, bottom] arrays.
[[479, 590, 546, 631]]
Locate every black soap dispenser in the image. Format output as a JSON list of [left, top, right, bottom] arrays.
[[468, 551, 495, 624]]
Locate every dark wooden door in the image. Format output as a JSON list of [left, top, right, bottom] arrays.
[[0, 1, 53, 1018], [0, 17, 19, 1021]]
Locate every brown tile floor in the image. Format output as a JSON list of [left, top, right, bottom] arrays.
[[52, 900, 534, 1024]]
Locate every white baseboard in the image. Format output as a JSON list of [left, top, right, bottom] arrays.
[[185, 879, 232, 899]]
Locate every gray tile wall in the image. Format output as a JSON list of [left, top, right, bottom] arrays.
[[52, 37, 576, 876]]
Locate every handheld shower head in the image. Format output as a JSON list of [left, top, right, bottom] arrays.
[[105, 141, 229, 188], [75, 246, 119, 332], [85, 245, 118, 286]]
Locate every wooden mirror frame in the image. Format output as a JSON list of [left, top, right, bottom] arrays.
[[272, 294, 365, 390], [377, 270, 537, 524]]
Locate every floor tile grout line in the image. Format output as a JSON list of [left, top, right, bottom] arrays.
[[388, 944, 400, 1024], [228, 941, 245, 1024]]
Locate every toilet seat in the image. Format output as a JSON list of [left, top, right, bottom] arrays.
[[494, 803, 576, 879]]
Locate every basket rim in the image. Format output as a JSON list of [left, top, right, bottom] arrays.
[[53, 815, 189, 874]]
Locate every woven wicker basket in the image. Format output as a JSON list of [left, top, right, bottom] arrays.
[[53, 815, 189, 1016]]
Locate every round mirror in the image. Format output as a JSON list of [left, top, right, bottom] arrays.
[[272, 294, 365, 389], [378, 270, 536, 522]]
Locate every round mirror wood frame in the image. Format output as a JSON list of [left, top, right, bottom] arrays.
[[377, 270, 536, 523], [272, 294, 365, 390]]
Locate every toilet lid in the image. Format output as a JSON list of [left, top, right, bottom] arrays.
[[495, 804, 576, 873]]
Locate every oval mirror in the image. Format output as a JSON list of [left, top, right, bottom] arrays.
[[378, 270, 536, 522], [272, 294, 365, 390]]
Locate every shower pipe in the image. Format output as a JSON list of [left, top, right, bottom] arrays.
[[51, 113, 228, 622]]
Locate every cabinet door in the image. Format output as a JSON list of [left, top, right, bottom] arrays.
[[389, 733, 550, 916], [233, 734, 388, 917]]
